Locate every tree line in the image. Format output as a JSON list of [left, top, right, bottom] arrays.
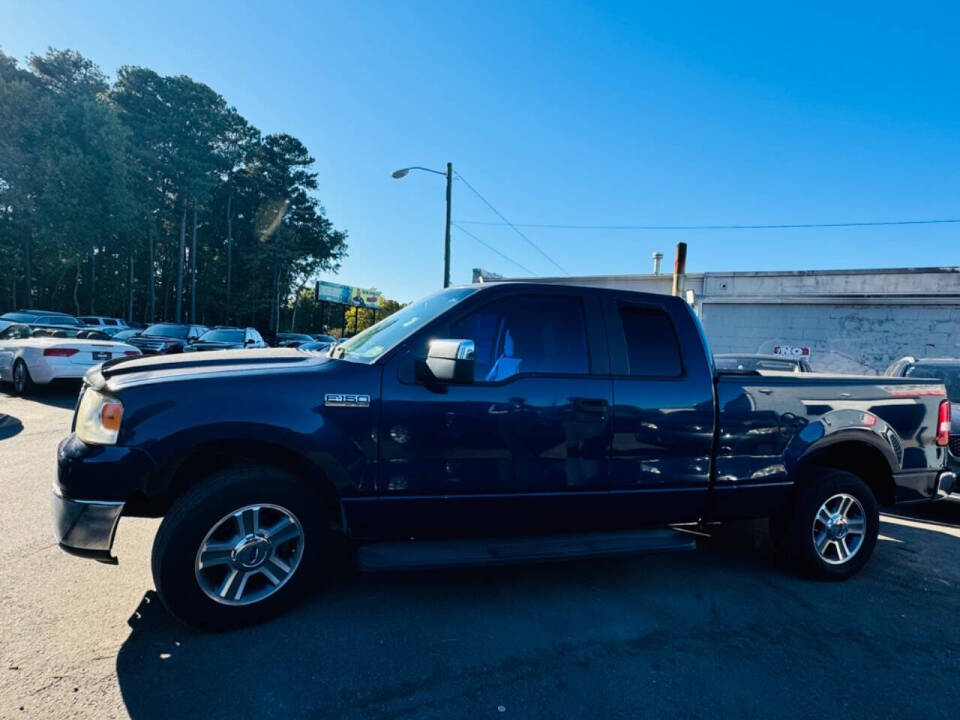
[[0, 48, 351, 331]]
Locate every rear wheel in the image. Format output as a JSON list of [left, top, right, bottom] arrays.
[[12, 360, 34, 396], [778, 467, 879, 580], [151, 466, 326, 630]]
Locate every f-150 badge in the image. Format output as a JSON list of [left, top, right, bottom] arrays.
[[325, 393, 371, 408]]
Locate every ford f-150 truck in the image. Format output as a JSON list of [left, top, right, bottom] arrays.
[[53, 283, 956, 629]]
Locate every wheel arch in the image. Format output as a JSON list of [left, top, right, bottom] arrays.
[[789, 432, 897, 506], [126, 438, 346, 524]]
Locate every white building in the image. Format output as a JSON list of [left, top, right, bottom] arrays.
[[473, 266, 960, 374]]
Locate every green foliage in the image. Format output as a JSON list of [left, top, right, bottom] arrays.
[[288, 290, 403, 336], [0, 48, 347, 327], [339, 297, 404, 337]]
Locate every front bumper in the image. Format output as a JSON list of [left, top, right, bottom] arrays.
[[51, 485, 124, 564]]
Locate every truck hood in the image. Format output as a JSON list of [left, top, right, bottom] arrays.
[[86, 347, 328, 391]]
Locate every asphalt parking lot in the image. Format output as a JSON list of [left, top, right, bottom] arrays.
[[1, 386, 959, 719]]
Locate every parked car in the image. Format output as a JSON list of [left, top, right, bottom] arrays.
[[275, 332, 315, 348], [297, 339, 334, 353], [126, 323, 208, 355], [182, 327, 268, 352], [886, 356, 960, 474], [311, 333, 337, 344], [79, 316, 129, 330], [0, 323, 140, 395], [53, 283, 954, 630], [0, 309, 82, 334], [111, 328, 142, 342], [714, 353, 812, 373]]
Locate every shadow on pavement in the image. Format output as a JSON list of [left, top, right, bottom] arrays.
[[114, 549, 771, 720], [0, 413, 24, 440], [0, 382, 80, 409], [112, 518, 960, 720], [885, 495, 960, 528]]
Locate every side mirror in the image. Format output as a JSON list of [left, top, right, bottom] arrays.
[[418, 338, 475, 383]]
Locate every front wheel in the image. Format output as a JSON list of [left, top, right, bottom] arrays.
[[151, 466, 326, 630], [778, 467, 879, 580]]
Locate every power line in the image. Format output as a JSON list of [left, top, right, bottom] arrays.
[[452, 222, 536, 275], [455, 218, 960, 231], [454, 173, 570, 275]]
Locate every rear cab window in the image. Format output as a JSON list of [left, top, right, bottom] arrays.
[[616, 303, 683, 377]]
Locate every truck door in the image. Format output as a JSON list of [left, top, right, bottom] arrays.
[[602, 296, 716, 524], [376, 290, 614, 538]]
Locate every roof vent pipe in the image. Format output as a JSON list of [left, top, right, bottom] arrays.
[[652, 252, 663, 275]]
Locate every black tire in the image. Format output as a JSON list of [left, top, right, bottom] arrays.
[[12, 359, 35, 396], [151, 466, 326, 631], [779, 467, 879, 580]]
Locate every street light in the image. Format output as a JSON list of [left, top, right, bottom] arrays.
[[392, 162, 453, 288]]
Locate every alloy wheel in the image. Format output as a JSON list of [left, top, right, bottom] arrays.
[[812, 493, 866, 565], [13, 363, 26, 394], [194, 504, 304, 606]]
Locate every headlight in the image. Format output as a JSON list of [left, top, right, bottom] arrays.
[[76, 388, 124, 445]]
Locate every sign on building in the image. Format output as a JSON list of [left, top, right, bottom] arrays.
[[773, 345, 811, 358]]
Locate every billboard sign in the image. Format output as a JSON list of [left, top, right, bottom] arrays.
[[315, 281, 384, 309]]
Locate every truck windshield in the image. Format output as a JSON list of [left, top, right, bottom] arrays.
[[336, 287, 477, 363]]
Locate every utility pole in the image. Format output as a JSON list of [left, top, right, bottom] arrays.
[[444, 162, 452, 288], [671, 242, 687, 297]]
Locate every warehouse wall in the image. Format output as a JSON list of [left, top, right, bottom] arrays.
[[700, 302, 960, 374]]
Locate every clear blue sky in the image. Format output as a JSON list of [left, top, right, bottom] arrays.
[[3, 1, 958, 301]]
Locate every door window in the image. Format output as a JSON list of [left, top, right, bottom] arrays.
[[617, 304, 683, 377], [450, 295, 589, 382]]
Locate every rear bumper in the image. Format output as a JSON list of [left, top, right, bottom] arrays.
[[51, 485, 123, 564], [936, 469, 957, 498], [893, 468, 957, 503], [28, 358, 90, 384]]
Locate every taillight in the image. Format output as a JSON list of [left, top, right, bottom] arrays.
[[123, 350, 140, 356], [43, 348, 79, 357], [937, 400, 952, 447]]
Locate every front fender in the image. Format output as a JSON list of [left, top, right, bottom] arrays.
[[142, 419, 369, 498], [113, 366, 382, 502]]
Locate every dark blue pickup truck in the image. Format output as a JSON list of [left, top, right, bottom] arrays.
[[53, 283, 956, 629]]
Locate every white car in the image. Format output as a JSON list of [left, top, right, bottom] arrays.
[[0, 324, 141, 395], [78, 315, 130, 334], [0, 310, 83, 335]]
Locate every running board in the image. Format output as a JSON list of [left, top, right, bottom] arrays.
[[356, 528, 696, 572]]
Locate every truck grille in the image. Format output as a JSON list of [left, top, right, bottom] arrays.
[[950, 435, 960, 457]]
